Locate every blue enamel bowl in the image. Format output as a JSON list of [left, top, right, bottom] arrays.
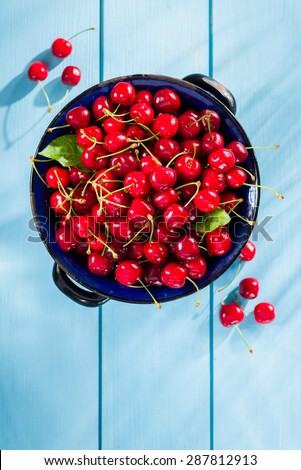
[[30, 74, 260, 307]]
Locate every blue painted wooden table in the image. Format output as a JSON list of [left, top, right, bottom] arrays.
[[1, 0, 300, 450]]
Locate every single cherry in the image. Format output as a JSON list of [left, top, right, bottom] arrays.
[[66, 106, 90, 128], [161, 263, 187, 288], [227, 141, 248, 164], [92, 95, 115, 120], [110, 81, 136, 106], [88, 252, 114, 276], [134, 89, 153, 105], [219, 302, 244, 327], [124, 171, 151, 198], [152, 188, 178, 210], [184, 257, 207, 279], [205, 228, 232, 256], [110, 150, 139, 176], [77, 125, 103, 147], [201, 168, 226, 193], [27, 61, 48, 81], [46, 166, 70, 188], [174, 155, 202, 182], [239, 240, 256, 261], [194, 189, 220, 212], [153, 138, 181, 163], [56, 226, 78, 251], [225, 167, 247, 188], [239, 278, 259, 299], [130, 102, 155, 126], [143, 264, 163, 287], [173, 235, 200, 261], [254, 302, 275, 324], [149, 166, 177, 191], [164, 204, 189, 229], [61, 66, 81, 86], [143, 241, 168, 265], [201, 132, 225, 154], [208, 148, 236, 173], [115, 259, 142, 286], [152, 114, 179, 138], [153, 88, 181, 113]]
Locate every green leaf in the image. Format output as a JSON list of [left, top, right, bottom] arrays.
[[38, 134, 86, 170], [195, 208, 231, 234]]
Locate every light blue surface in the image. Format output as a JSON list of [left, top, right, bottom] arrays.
[[1, 0, 300, 451]]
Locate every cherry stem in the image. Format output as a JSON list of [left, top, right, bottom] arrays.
[[79, 129, 104, 146], [37, 79, 52, 112], [137, 123, 160, 140], [102, 223, 110, 256], [30, 157, 48, 186], [147, 214, 155, 244], [218, 261, 242, 292], [231, 208, 256, 226], [123, 221, 150, 248], [235, 165, 256, 181], [138, 278, 161, 309], [48, 124, 70, 132], [245, 145, 279, 150], [103, 108, 135, 124], [243, 182, 284, 200], [219, 198, 244, 207], [88, 228, 118, 259], [96, 143, 139, 160], [186, 277, 200, 307], [184, 181, 201, 207], [234, 325, 253, 354], [68, 26, 96, 41], [100, 183, 133, 201], [50, 88, 70, 112], [139, 141, 161, 165], [166, 151, 188, 167]]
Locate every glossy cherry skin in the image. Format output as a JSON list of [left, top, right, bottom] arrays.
[[127, 198, 155, 226], [219, 191, 240, 213], [62, 66, 81, 86], [154, 224, 179, 244], [227, 141, 248, 164], [201, 132, 225, 154], [72, 214, 96, 239], [194, 189, 220, 212], [219, 303, 244, 327], [161, 263, 187, 288], [184, 257, 207, 279], [72, 186, 97, 214], [94, 169, 120, 194], [50, 190, 70, 215], [153, 88, 181, 113], [239, 278, 259, 299], [152, 114, 179, 138], [56, 226, 77, 251], [143, 241, 168, 265], [66, 106, 90, 128], [198, 109, 221, 132], [70, 166, 92, 186], [126, 124, 146, 141], [208, 148, 236, 172], [149, 166, 177, 191], [239, 240, 256, 261], [110, 82, 136, 106], [88, 252, 114, 276], [225, 167, 247, 188], [134, 89, 153, 105], [46, 166, 70, 188], [205, 228, 232, 256], [115, 260, 142, 286], [110, 150, 139, 176], [130, 102, 154, 125], [108, 218, 135, 242], [81, 145, 108, 170], [51, 37, 72, 58], [152, 188, 178, 210], [91, 204, 106, 225], [102, 191, 132, 217], [92, 95, 115, 120], [180, 139, 203, 159], [124, 171, 151, 198], [104, 131, 128, 153], [178, 113, 200, 138], [201, 168, 226, 193], [254, 302, 275, 324], [174, 155, 202, 182], [103, 116, 127, 134], [164, 204, 189, 229], [128, 242, 146, 261], [173, 235, 200, 261], [139, 155, 161, 175], [104, 239, 128, 262], [28, 61, 48, 81], [153, 138, 181, 163], [143, 264, 163, 286], [76, 126, 103, 147]]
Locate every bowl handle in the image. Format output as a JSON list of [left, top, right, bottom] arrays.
[[182, 73, 237, 115], [52, 263, 109, 307]]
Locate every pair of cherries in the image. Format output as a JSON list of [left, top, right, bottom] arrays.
[[27, 27, 95, 110]]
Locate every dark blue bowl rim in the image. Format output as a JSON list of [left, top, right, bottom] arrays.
[[30, 73, 260, 304]]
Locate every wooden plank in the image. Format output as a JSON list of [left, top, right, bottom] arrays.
[[101, 0, 211, 450], [0, 0, 100, 449], [213, 0, 301, 449]]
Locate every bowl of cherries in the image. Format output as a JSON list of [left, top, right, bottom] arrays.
[[30, 73, 260, 308]]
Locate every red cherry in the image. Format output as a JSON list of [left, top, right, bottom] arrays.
[[61, 66, 81, 86], [194, 189, 220, 212], [27, 61, 48, 81], [239, 240, 256, 261], [198, 109, 221, 132], [219, 191, 239, 213], [173, 235, 200, 261], [254, 302, 275, 324], [102, 191, 131, 217], [124, 171, 151, 198], [201, 132, 225, 154], [92, 95, 115, 120], [139, 155, 161, 175], [219, 303, 244, 327], [153, 88, 181, 113], [201, 168, 226, 193], [143, 264, 163, 287], [76, 126, 103, 147], [239, 278, 259, 299], [94, 169, 120, 194], [164, 204, 189, 229], [91, 204, 106, 225], [72, 215, 96, 239], [110, 150, 139, 176], [149, 166, 177, 191], [70, 166, 92, 186], [103, 116, 127, 134], [127, 198, 155, 226], [208, 148, 236, 172], [152, 114, 179, 138], [130, 102, 155, 126], [66, 106, 90, 129], [46, 166, 70, 188], [115, 259, 142, 286], [110, 82, 136, 106], [86, 228, 107, 252], [88, 252, 114, 276], [134, 89, 153, 105], [152, 188, 178, 210], [184, 257, 207, 279], [72, 186, 97, 214], [51, 37, 72, 58], [108, 218, 135, 242], [227, 141, 248, 164], [178, 113, 201, 138], [104, 131, 128, 153], [205, 228, 232, 256], [126, 124, 146, 141], [174, 155, 202, 182], [128, 242, 146, 261], [143, 241, 168, 265], [154, 224, 179, 243], [161, 263, 187, 288], [153, 138, 181, 163], [225, 167, 247, 188], [81, 145, 108, 170], [104, 239, 128, 262], [56, 226, 77, 251], [180, 139, 203, 159], [50, 190, 70, 215]]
